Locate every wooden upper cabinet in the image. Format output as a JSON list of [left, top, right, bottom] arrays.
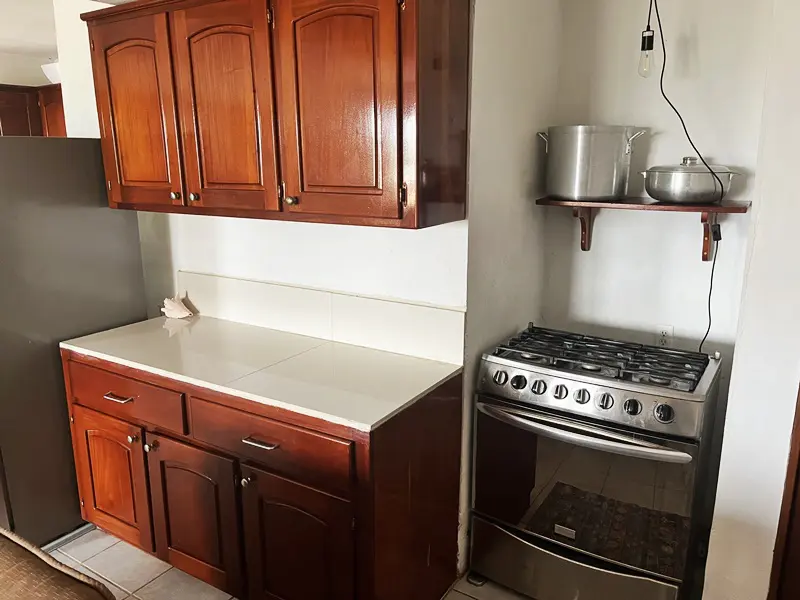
[[81, 0, 471, 228], [89, 13, 184, 208], [274, 0, 400, 220], [71, 405, 153, 551], [171, 0, 280, 211]]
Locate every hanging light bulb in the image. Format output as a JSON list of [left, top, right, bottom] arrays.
[[638, 27, 655, 78]]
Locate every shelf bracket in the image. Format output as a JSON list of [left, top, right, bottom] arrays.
[[573, 207, 594, 252], [701, 212, 718, 262]]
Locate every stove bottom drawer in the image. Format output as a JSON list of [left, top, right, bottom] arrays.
[[471, 516, 679, 600]]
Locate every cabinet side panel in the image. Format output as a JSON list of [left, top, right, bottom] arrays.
[[417, 0, 471, 228], [372, 374, 464, 600]]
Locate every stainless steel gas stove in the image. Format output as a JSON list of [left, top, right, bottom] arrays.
[[470, 325, 725, 600]]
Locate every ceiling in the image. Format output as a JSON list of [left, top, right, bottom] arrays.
[[0, 0, 57, 59]]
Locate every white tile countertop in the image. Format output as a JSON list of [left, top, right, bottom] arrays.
[[60, 317, 462, 432]]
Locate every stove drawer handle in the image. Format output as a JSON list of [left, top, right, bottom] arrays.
[[477, 404, 693, 465]]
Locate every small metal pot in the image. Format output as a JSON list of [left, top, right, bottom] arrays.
[[642, 157, 738, 204]]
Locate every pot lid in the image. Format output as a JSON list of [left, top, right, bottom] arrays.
[[646, 156, 734, 174]]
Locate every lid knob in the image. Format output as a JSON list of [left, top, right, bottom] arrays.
[[682, 157, 699, 166]]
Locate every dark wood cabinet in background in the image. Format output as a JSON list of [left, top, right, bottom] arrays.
[[0, 86, 42, 137], [62, 350, 463, 600], [38, 85, 66, 137], [241, 465, 354, 600], [70, 405, 153, 551], [82, 0, 470, 228], [146, 434, 244, 598]]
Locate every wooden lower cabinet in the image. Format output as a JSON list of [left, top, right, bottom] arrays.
[[63, 351, 463, 600], [241, 465, 354, 600], [146, 434, 243, 598], [71, 405, 153, 551]]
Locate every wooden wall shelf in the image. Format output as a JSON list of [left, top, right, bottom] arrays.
[[536, 197, 751, 261]]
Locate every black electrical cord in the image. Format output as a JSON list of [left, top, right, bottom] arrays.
[[652, 0, 722, 354]]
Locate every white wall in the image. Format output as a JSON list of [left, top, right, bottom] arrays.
[[0, 0, 58, 85], [542, 0, 769, 366], [460, 0, 561, 569], [52, 0, 107, 138], [703, 0, 800, 596]]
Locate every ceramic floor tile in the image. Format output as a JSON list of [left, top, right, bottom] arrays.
[[83, 541, 171, 594], [453, 576, 529, 599], [51, 551, 128, 600], [59, 528, 119, 562], [133, 567, 232, 600]]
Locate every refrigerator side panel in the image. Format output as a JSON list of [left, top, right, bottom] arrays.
[[0, 137, 147, 545]]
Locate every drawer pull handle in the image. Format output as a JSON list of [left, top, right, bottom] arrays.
[[103, 392, 134, 405], [242, 437, 279, 452]]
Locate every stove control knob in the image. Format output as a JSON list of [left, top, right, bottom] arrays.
[[531, 380, 548, 395], [624, 399, 642, 416], [655, 403, 675, 424], [597, 393, 615, 410], [553, 384, 568, 400], [493, 371, 509, 386], [574, 389, 591, 405], [511, 375, 528, 390]]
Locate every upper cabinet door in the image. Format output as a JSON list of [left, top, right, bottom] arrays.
[[274, 0, 401, 220], [171, 0, 280, 212], [89, 15, 184, 208]]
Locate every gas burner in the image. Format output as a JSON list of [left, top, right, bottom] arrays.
[[493, 325, 710, 392]]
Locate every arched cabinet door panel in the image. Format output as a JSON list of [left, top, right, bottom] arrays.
[[89, 14, 184, 208], [171, 0, 280, 211], [241, 465, 355, 600]]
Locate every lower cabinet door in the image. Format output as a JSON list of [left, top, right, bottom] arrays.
[[71, 405, 153, 551], [241, 465, 355, 600], [146, 434, 243, 598]]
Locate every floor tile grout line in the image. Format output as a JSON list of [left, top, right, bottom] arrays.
[[128, 566, 174, 596], [63, 539, 121, 565]]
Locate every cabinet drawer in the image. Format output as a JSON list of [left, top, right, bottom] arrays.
[[69, 361, 187, 435], [191, 397, 353, 497]]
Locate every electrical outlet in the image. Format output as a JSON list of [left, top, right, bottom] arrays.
[[656, 326, 674, 348]]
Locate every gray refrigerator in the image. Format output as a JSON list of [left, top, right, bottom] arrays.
[[0, 137, 147, 545]]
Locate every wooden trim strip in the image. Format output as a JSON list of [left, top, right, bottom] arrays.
[[768, 383, 800, 600]]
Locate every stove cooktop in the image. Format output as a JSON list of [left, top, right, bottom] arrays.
[[478, 325, 721, 440], [493, 326, 710, 393]]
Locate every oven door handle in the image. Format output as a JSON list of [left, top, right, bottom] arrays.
[[477, 403, 693, 464]]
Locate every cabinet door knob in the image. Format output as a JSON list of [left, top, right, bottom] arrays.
[[127, 435, 139, 444], [170, 192, 181, 201], [240, 476, 253, 489], [189, 193, 200, 202], [144, 440, 159, 453], [285, 196, 298, 206]]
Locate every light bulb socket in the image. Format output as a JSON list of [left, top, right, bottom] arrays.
[[641, 29, 655, 52]]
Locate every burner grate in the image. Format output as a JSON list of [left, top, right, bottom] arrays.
[[496, 326, 710, 392]]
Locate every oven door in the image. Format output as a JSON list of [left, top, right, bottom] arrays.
[[473, 397, 698, 585]]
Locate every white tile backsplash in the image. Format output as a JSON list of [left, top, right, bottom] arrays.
[[178, 271, 465, 365]]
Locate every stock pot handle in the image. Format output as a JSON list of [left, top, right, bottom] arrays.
[[537, 132, 549, 153], [626, 130, 646, 154]]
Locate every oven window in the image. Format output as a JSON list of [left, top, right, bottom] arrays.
[[474, 405, 697, 582]]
